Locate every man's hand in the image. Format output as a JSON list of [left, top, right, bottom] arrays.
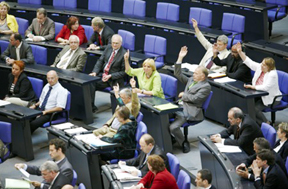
[[178, 46, 188, 59], [124, 49, 130, 61], [6, 58, 15, 65], [33, 36, 43, 42], [30, 104, 37, 109], [98, 134, 103, 139], [130, 169, 139, 176], [212, 43, 218, 55], [210, 135, 222, 143], [118, 161, 126, 166], [251, 160, 261, 178], [191, 18, 198, 29], [178, 92, 184, 98], [14, 163, 25, 170], [89, 72, 97, 77], [31, 181, 41, 187], [236, 42, 242, 53], [87, 44, 99, 50], [27, 33, 34, 39], [130, 76, 136, 88], [236, 163, 249, 179], [102, 74, 111, 82]]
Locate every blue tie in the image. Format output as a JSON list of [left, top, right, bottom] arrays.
[[40, 86, 52, 110]]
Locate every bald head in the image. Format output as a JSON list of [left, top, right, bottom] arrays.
[[47, 70, 59, 86], [61, 185, 74, 189]]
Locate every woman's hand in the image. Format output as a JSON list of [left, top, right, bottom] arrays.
[[124, 49, 130, 61], [244, 84, 255, 90]]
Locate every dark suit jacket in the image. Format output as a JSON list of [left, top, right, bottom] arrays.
[[210, 185, 216, 189], [92, 45, 126, 87], [125, 145, 170, 177], [52, 45, 87, 72], [213, 54, 252, 83], [254, 164, 288, 189], [25, 17, 55, 41], [274, 139, 288, 163], [174, 63, 211, 121], [7, 72, 37, 101], [220, 114, 263, 155], [49, 172, 71, 189], [87, 25, 115, 50], [1, 42, 35, 64]]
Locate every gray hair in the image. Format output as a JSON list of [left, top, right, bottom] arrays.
[[92, 17, 105, 28], [197, 66, 208, 78], [217, 35, 228, 45], [37, 8, 47, 17], [229, 107, 244, 120], [112, 34, 123, 43], [119, 88, 132, 99], [69, 35, 80, 43], [39, 161, 59, 172]]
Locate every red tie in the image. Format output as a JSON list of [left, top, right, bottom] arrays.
[[103, 50, 115, 77], [98, 34, 103, 46], [206, 56, 214, 69], [256, 72, 265, 85]]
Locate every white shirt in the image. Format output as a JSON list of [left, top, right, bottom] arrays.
[[15, 42, 22, 60], [48, 172, 60, 189], [57, 48, 76, 69], [274, 139, 287, 153]]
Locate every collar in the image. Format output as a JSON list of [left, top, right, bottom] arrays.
[[99, 27, 104, 36], [146, 146, 154, 156], [54, 156, 65, 164], [50, 82, 60, 89], [280, 139, 287, 145], [238, 121, 242, 128], [205, 185, 212, 189], [263, 166, 269, 175], [218, 49, 227, 54], [16, 42, 22, 49], [50, 172, 60, 186]]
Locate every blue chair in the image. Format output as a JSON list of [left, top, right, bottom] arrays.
[[177, 170, 191, 189], [261, 123, 276, 147], [53, 0, 77, 9], [159, 73, 177, 102], [144, 35, 166, 69], [30, 44, 47, 65], [266, 0, 288, 36], [136, 112, 143, 123], [28, 77, 43, 99], [262, 70, 288, 125], [0, 121, 11, 164], [167, 153, 180, 180], [286, 157, 288, 175], [123, 0, 146, 17], [88, 0, 111, 13], [55, 22, 64, 37], [118, 29, 135, 51], [156, 2, 179, 22], [82, 25, 94, 41], [221, 13, 245, 48], [18, 0, 41, 4], [78, 183, 86, 189], [71, 170, 77, 186], [16, 17, 29, 36], [42, 91, 71, 127], [189, 7, 212, 28], [0, 40, 9, 54]]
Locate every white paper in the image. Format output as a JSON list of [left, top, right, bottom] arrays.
[[19, 168, 30, 178], [214, 77, 236, 83], [113, 168, 141, 182], [5, 178, 30, 188], [172, 63, 198, 72], [74, 133, 116, 147], [208, 72, 226, 78], [215, 143, 242, 153], [0, 99, 11, 106], [64, 127, 87, 135], [52, 122, 74, 130], [119, 164, 138, 173]]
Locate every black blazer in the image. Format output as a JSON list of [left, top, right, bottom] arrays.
[[50, 172, 71, 189], [7, 72, 37, 101], [220, 114, 263, 155], [87, 25, 115, 50], [92, 45, 126, 87], [274, 139, 288, 163], [1, 42, 35, 64]]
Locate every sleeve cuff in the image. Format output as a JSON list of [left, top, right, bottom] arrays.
[[137, 170, 142, 177]]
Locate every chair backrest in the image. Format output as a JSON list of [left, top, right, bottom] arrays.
[[177, 170, 191, 189], [123, 0, 146, 17], [18, 0, 41, 4], [136, 112, 143, 122], [156, 2, 179, 22], [30, 44, 47, 65], [167, 152, 180, 180], [261, 123, 276, 147], [71, 170, 77, 186], [78, 183, 86, 189], [55, 22, 64, 37], [266, 0, 288, 13], [159, 73, 177, 102], [88, 0, 111, 12], [286, 156, 288, 175], [53, 0, 77, 8], [144, 35, 166, 63], [136, 121, 147, 150], [277, 70, 288, 103], [221, 13, 245, 40], [118, 29, 135, 51], [0, 40, 9, 54], [202, 91, 213, 114], [0, 121, 11, 145], [16, 17, 29, 36], [189, 7, 212, 28], [82, 25, 94, 41], [28, 77, 43, 99]]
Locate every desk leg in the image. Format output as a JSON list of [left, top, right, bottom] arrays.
[[82, 84, 93, 124], [262, 11, 269, 41], [246, 98, 256, 120]]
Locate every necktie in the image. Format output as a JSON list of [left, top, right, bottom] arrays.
[[39, 24, 43, 35], [188, 81, 197, 90], [262, 172, 266, 184], [40, 86, 52, 110], [98, 33, 103, 46], [206, 57, 214, 69], [235, 126, 240, 139], [103, 50, 116, 78], [256, 71, 265, 85], [57, 50, 73, 69]]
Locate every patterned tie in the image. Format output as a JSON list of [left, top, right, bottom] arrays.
[[57, 50, 73, 69], [40, 86, 52, 110], [256, 72, 265, 85], [39, 24, 43, 35], [98, 33, 103, 46], [103, 50, 116, 78], [206, 57, 214, 69], [262, 172, 266, 184], [235, 126, 240, 139]]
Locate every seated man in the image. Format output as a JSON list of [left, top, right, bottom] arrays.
[[1, 33, 35, 65], [210, 107, 263, 155], [51, 35, 87, 72], [29, 70, 68, 133], [25, 8, 55, 41], [195, 169, 216, 189], [119, 134, 170, 177], [251, 149, 288, 189], [15, 138, 73, 189], [192, 18, 229, 73], [31, 161, 70, 189], [170, 46, 211, 153]]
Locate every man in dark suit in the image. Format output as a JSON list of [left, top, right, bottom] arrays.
[[195, 169, 216, 189], [211, 107, 263, 155], [89, 34, 126, 112], [274, 122, 288, 163], [212, 44, 252, 83], [119, 134, 169, 177], [51, 35, 87, 72], [251, 149, 288, 189], [25, 8, 55, 41], [87, 17, 114, 51], [15, 138, 73, 189], [1, 33, 35, 65], [170, 46, 211, 153]]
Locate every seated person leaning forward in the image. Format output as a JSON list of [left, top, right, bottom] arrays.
[[124, 50, 164, 98], [99, 106, 137, 161], [93, 80, 140, 137], [0, 1, 18, 35], [4, 60, 37, 107], [130, 155, 179, 189], [29, 70, 68, 133]]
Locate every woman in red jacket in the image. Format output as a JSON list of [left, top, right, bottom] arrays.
[[55, 16, 87, 45], [131, 155, 179, 189]]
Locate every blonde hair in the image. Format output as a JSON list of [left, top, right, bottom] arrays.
[[0, 1, 10, 11], [142, 58, 156, 71], [278, 122, 288, 138], [263, 57, 276, 71]]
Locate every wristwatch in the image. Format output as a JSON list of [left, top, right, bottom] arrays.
[[141, 90, 144, 94]]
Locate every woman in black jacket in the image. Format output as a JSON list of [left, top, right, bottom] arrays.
[[4, 60, 37, 106]]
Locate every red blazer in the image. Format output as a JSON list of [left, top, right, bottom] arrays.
[[138, 169, 179, 189], [55, 25, 88, 45]]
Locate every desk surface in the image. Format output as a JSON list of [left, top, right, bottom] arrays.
[[0, 103, 42, 120]]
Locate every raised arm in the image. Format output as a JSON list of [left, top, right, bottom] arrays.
[[124, 49, 131, 72], [236, 42, 247, 61]]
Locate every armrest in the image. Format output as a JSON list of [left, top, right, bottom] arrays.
[[270, 93, 288, 109], [48, 109, 69, 126], [230, 33, 242, 48]]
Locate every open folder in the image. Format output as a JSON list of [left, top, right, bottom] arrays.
[[5, 178, 30, 189], [153, 103, 178, 111]]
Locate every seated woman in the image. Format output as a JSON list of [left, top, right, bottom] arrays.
[[131, 155, 178, 189], [55, 16, 87, 45], [0, 1, 18, 35], [124, 50, 165, 99], [236, 42, 282, 125], [274, 122, 288, 163], [4, 60, 37, 107], [99, 106, 137, 161]]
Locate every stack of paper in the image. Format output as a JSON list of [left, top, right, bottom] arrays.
[[215, 143, 242, 153], [119, 164, 138, 173], [113, 168, 141, 182], [52, 122, 74, 130], [5, 178, 30, 189], [172, 63, 199, 72], [208, 72, 226, 79], [74, 133, 116, 147], [154, 103, 178, 111], [0, 99, 11, 107], [64, 127, 87, 135], [214, 77, 236, 83]]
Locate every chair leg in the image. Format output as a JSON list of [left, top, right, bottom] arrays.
[[184, 127, 188, 142], [271, 112, 276, 126]]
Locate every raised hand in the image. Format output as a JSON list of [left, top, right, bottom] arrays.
[[191, 18, 198, 28], [124, 49, 130, 61], [178, 46, 188, 58]]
